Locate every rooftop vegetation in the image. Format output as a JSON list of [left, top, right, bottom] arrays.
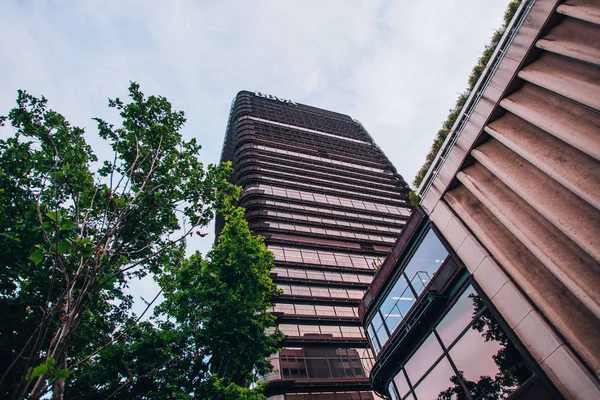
[[412, 0, 522, 189]]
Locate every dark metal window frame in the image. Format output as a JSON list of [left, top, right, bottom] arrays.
[[386, 277, 562, 400], [366, 222, 449, 352]]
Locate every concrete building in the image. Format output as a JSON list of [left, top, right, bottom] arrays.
[[220, 91, 413, 399], [360, 0, 600, 399]]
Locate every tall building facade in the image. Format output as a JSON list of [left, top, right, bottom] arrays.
[[360, 0, 600, 399], [220, 91, 413, 399]]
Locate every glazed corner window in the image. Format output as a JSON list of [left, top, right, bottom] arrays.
[[368, 228, 448, 352], [387, 285, 535, 400]]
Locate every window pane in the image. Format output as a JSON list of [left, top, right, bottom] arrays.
[[413, 357, 462, 400], [367, 324, 380, 354], [371, 311, 388, 347], [448, 309, 534, 398], [404, 332, 443, 384], [393, 369, 410, 399], [403, 229, 448, 297], [388, 382, 399, 400], [436, 285, 478, 347], [380, 275, 415, 335]]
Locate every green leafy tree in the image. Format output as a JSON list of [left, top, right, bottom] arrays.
[[66, 204, 283, 399], [0, 83, 237, 399], [156, 204, 284, 396]]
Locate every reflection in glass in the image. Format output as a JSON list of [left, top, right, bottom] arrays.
[[392, 369, 410, 399], [388, 382, 399, 400], [436, 286, 478, 347], [404, 332, 443, 384], [367, 324, 380, 354], [390, 286, 535, 400], [403, 229, 448, 297], [450, 326, 502, 383], [372, 312, 389, 346], [414, 357, 461, 400], [437, 291, 534, 399]]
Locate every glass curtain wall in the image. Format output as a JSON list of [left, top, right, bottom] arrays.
[[221, 91, 412, 399]]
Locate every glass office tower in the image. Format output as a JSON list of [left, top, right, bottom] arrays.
[[220, 91, 412, 399]]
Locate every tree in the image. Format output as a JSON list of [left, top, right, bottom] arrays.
[[0, 83, 239, 399], [157, 204, 283, 395], [65, 204, 283, 399]]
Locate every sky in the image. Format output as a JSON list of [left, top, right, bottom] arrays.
[[0, 0, 511, 313]]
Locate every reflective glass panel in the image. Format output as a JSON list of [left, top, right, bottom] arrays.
[[404, 332, 443, 384], [448, 309, 534, 398], [413, 357, 462, 400], [436, 286, 478, 347], [388, 382, 399, 400], [403, 229, 448, 297], [393, 369, 410, 399], [367, 323, 380, 354]]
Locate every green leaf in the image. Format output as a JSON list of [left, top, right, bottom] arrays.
[[54, 368, 73, 379], [60, 220, 75, 231], [27, 364, 49, 380], [29, 249, 44, 265], [46, 357, 56, 369], [57, 241, 72, 254], [77, 237, 92, 245], [46, 210, 62, 222]]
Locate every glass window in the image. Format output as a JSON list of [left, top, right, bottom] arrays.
[[367, 324, 380, 354], [379, 275, 414, 335], [436, 286, 478, 347], [413, 357, 461, 400], [404, 332, 443, 384], [388, 382, 399, 400], [386, 285, 536, 400], [371, 312, 389, 346], [393, 370, 410, 399], [449, 325, 503, 383], [403, 229, 448, 297]]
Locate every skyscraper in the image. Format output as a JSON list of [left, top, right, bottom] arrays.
[[220, 91, 413, 399]]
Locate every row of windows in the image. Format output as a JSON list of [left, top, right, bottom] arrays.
[[274, 324, 365, 339], [241, 123, 381, 164], [244, 184, 411, 216], [238, 165, 401, 198], [246, 134, 383, 174], [262, 220, 396, 243], [247, 106, 357, 135], [367, 229, 449, 354], [272, 303, 359, 318], [272, 267, 373, 284], [239, 143, 386, 173], [241, 157, 398, 190], [385, 285, 534, 400], [267, 232, 374, 252], [248, 173, 401, 205], [237, 151, 396, 187], [278, 284, 364, 300], [252, 209, 401, 234], [269, 245, 382, 269], [253, 199, 405, 226], [246, 104, 361, 138], [268, 348, 374, 381], [246, 116, 367, 144]]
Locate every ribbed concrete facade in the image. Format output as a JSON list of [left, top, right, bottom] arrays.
[[417, 0, 600, 398], [220, 91, 412, 399]]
